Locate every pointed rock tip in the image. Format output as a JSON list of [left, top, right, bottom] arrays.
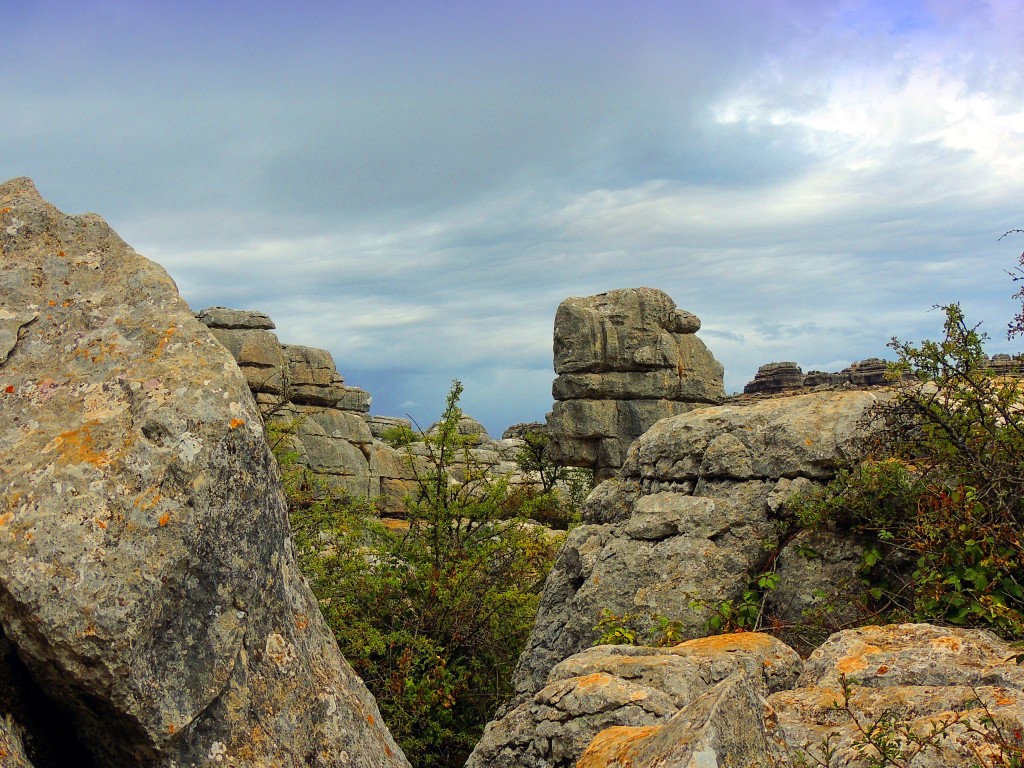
[[0, 177, 42, 199]]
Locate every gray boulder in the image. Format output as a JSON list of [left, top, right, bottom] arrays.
[[0, 178, 408, 768], [514, 390, 883, 699], [466, 633, 800, 768]]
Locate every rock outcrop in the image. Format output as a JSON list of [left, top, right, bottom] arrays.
[[0, 178, 408, 767], [514, 389, 882, 700], [472, 623, 1024, 768], [743, 358, 891, 395], [546, 288, 725, 480], [466, 633, 801, 768], [196, 307, 391, 499]]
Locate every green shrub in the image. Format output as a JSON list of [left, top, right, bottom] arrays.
[[792, 302, 1024, 640], [281, 381, 561, 768]]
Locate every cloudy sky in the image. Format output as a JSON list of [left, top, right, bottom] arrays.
[[7, 0, 1024, 435]]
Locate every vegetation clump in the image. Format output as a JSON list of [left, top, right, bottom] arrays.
[[277, 381, 575, 768]]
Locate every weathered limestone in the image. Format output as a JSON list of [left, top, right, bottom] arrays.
[[547, 288, 725, 480], [466, 633, 800, 768], [769, 624, 1024, 768], [494, 625, 1024, 768], [197, 307, 387, 499], [0, 178, 408, 768], [744, 358, 892, 395], [513, 390, 883, 700]]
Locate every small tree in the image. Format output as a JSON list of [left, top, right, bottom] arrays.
[[285, 381, 561, 768]]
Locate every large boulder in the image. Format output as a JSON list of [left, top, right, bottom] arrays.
[[547, 288, 725, 479], [535, 625, 1024, 768], [768, 624, 1024, 768], [466, 633, 800, 768], [513, 390, 883, 699], [0, 178, 408, 767]]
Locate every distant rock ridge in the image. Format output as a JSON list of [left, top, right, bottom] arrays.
[[197, 307, 542, 513], [743, 354, 1024, 396], [546, 288, 725, 481], [743, 357, 891, 395]]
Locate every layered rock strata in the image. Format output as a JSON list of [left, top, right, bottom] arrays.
[[0, 178, 408, 768], [514, 389, 882, 699], [743, 358, 891, 395], [547, 288, 725, 480]]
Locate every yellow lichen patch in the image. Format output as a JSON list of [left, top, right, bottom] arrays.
[[574, 672, 616, 690], [836, 654, 869, 674], [133, 487, 162, 510], [229, 418, 245, 429], [0, 512, 14, 527], [42, 421, 112, 468], [149, 325, 177, 361], [993, 689, 1017, 707], [929, 636, 963, 653], [674, 631, 777, 654], [576, 724, 663, 768]]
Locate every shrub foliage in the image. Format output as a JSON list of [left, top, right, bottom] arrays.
[[279, 381, 564, 768], [794, 302, 1024, 639]]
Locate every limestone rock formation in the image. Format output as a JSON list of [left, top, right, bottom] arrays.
[[547, 288, 725, 480], [495, 625, 1024, 768], [514, 390, 883, 699], [0, 178, 408, 768], [465, 633, 800, 768], [768, 624, 1024, 768], [198, 307, 396, 500], [744, 358, 892, 395]]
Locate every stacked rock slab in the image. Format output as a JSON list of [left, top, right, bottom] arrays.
[[547, 288, 725, 480], [744, 358, 892, 395], [0, 178, 408, 768], [514, 389, 883, 700], [196, 307, 420, 504]]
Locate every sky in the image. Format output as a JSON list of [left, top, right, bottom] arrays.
[[6, 0, 1024, 436]]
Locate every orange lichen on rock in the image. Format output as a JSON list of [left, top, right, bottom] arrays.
[[836, 654, 869, 674], [158, 512, 170, 527], [576, 724, 663, 768], [0, 512, 14, 527], [133, 487, 162, 510], [929, 636, 963, 653], [574, 672, 616, 690], [42, 421, 112, 468], [149, 325, 177, 361], [229, 418, 245, 429], [674, 631, 777, 654]]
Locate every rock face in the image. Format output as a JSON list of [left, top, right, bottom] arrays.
[[768, 624, 1024, 768], [465, 633, 801, 768], [513, 390, 883, 700], [0, 178, 408, 767], [546, 288, 725, 480], [197, 307, 390, 500], [482, 626, 1024, 768]]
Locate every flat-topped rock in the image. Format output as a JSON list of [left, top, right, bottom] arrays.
[[195, 306, 276, 330]]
